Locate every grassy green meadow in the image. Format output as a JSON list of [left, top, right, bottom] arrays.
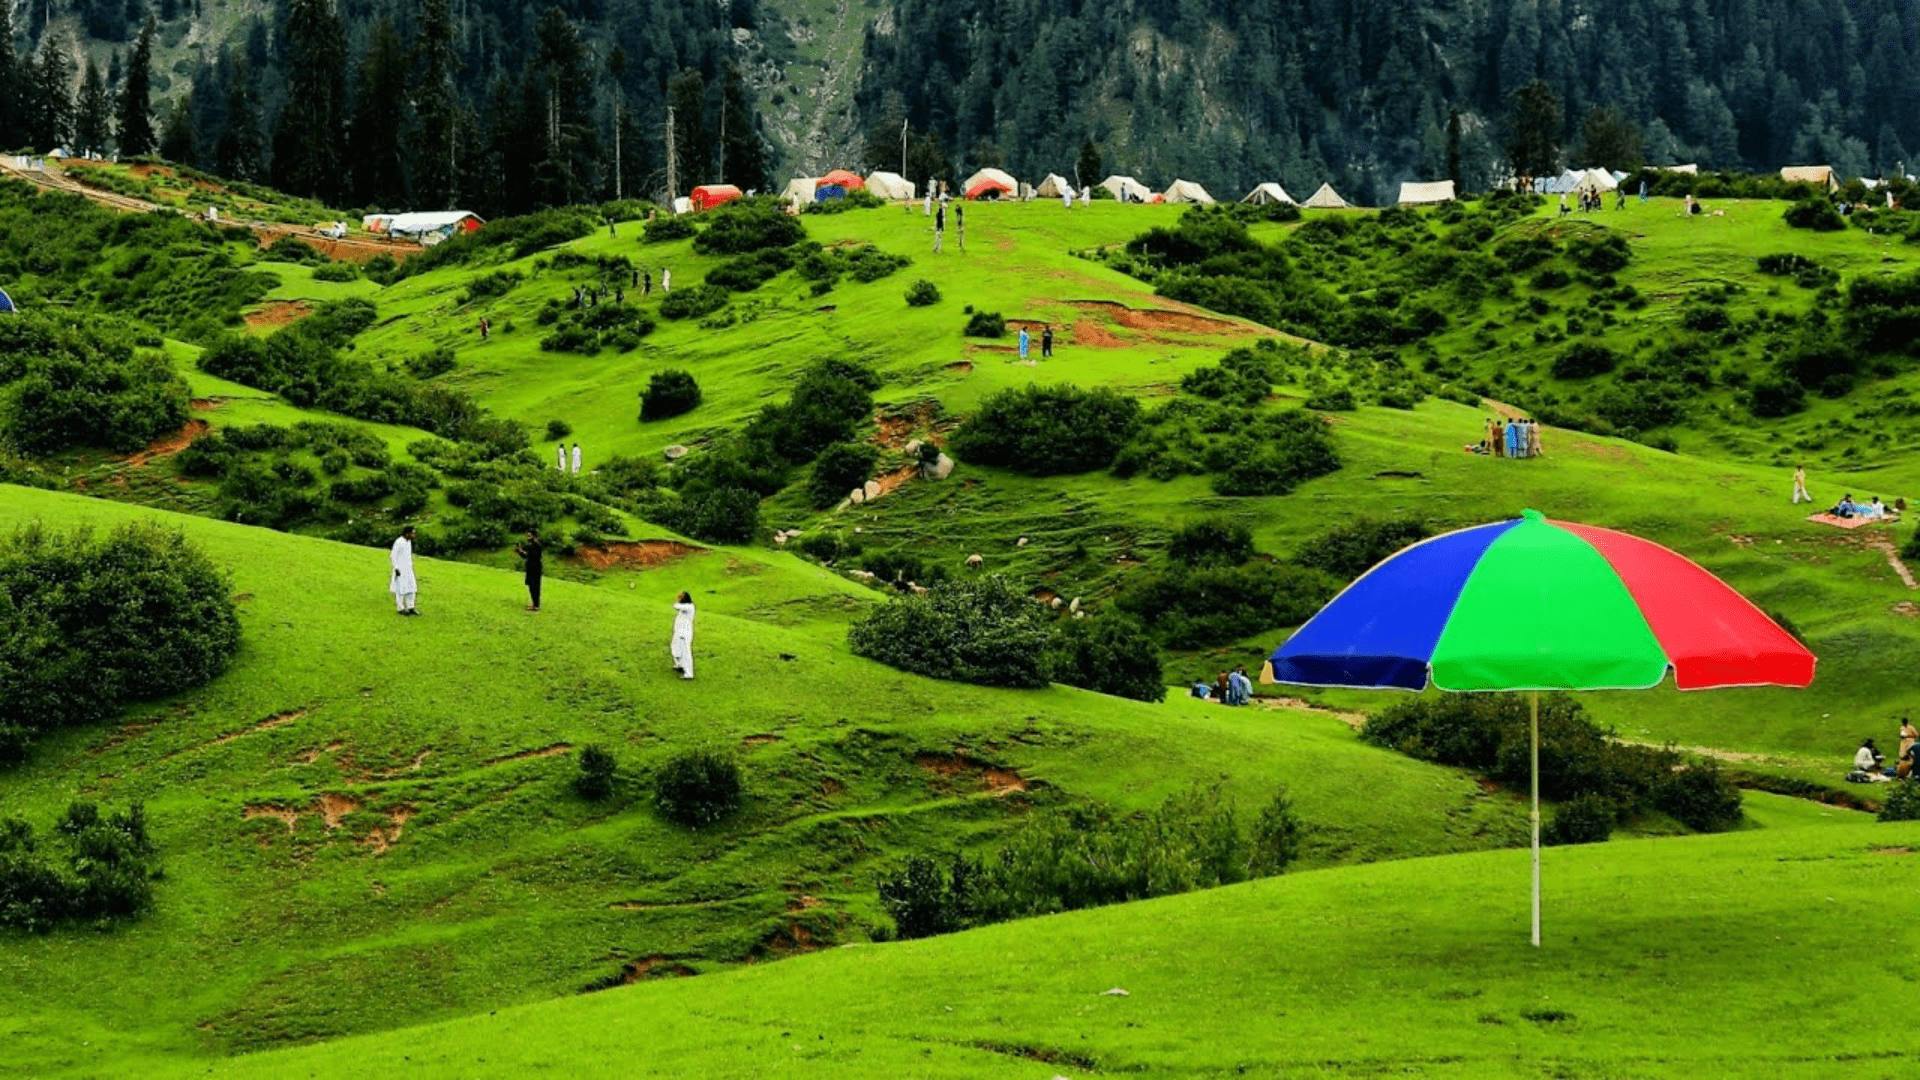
[[4, 186, 1919, 1077]]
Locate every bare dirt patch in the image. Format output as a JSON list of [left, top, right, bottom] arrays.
[[121, 419, 210, 467], [867, 464, 919, 501], [945, 360, 973, 373], [244, 805, 301, 834], [1070, 318, 1126, 348], [316, 794, 360, 830], [483, 742, 572, 767], [1892, 601, 1920, 618], [1863, 537, 1918, 589], [602, 956, 697, 986], [742, 733, 783, 748], [819, 776, 845, 797], [572, 541, 706, 570], [1870, 846, 1913, 856], [211, 708, 308, 747], [1069, 300, 1251, 336], [360, 807, 414, 856], [244, 300, 313, 331], [1255, 696, 1371, 730], [916, 752, 1033, 796]]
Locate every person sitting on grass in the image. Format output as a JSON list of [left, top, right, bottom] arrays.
[[1853, 738, 1888, 781], [1228, 665, 1253, 705], [1830, 493, 1859, 518], [1190, 680, 1212, 701], [1214, 671, 1232, 704]]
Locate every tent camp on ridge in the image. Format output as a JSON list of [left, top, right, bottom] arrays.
[[1782, 165, 1839, 191], [1035, 174, 1074, 198], [1302, 183, 1352, 209], [689, 184, 742, 211], [1162, 179, 1215, 204], [1242, 183, 1296, 205], [781, 177, 818, 207], [819, 169, 865, 191], [1099, 174, 1149, 202]]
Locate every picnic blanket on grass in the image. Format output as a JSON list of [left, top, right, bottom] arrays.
[[1807, 513, 1889, 529]]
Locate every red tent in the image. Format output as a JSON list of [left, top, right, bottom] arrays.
[[819, 169, 865, 191], [965, 178, 1013, 200], [690, 184, 743, 211]]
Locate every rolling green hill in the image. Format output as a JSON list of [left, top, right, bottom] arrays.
[[5, 180, 1920, 1077]]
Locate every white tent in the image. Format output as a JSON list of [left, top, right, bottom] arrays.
[[1162, 179, 1215, 204], [863, 171, 915, 200], [385, 211, 483, 240], [1781, 165, 1839, 192], [1035, 173, 1073, 198], [1242, 183, 1297, 206], [781, 177, 819, 206], [672, 196, 692, 215], [1397, 180, 1456, 205], [1099, 174, 1149, 202], [963, 167, 1017, 193], [1301, 183, 1351, 209], [1578, 168, 1618, 192], [1655, 163, 1699, 175], [1535, 169, 1584, 194]]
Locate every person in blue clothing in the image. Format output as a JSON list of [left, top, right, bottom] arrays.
[[1506, 418, 1522, 458], [1018, 325, 1031, 363]]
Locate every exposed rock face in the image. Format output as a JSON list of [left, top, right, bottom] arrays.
[[664, 444, 689, 460]]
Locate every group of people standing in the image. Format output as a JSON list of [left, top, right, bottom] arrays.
[[1476, 416, 1544, 459], [1191, 666, 1253, 705], [1016, 324, 1054, 364], [557, 442, 583, 474], [385, 524, 698, 676]]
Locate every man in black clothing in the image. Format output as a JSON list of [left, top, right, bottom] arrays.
[[515, 529, 545, 611], [1040, 325, 1053, 358]]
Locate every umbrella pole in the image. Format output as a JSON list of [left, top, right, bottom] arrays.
[[1530, 689, 1541, 948]]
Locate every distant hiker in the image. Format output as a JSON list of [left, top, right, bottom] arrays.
[[632, 269, 640, 289], [1525, 419, 1543, 458], [1616, 187, 1626, 210], [390, 526, 418, 616], [1062, 182, 1074, 209], [1792, 465, 1812, 504], [934, 204, 945, 253], [643, 270, 652, 295], [1558, 193, 1569, 217], [1639, 179, 1648, 202], [1082, 183, 1091, 207], [955, 204, 965, 251], [1018, 325, 1030, 362], [571, 442, 582, 475], [515, 529, 544, 611], [662, 268, 671, 293], [1486, 417, 1505, 458], [671, 591, 697, 679], [1506, 419, 1522, 458], [607, 217, 616, 238], [479, 316, 489, 339], [924, 190, 932, 216], [1040, 325, 1054, 358]]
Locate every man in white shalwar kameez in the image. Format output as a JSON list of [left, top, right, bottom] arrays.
[[670, 591, 696, 679], [390, 526, 418, 615], [557, 444, 566, 470], [1061, 183, 1073, 209], [571, 442, 582, 474]]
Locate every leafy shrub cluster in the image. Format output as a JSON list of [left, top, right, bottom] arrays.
[[659, 283, 731, 320], [1756, 253, 1838, 289], [653, 748, 744, 827], [1166, 518, 1255, 568], [807, 440, 880, 507], [0, 312, 189, 454], [849, 576, 1052, 688], [690, 199, 806, 255], [574, 745, 618, 802], [382, 207, 599, 282], [538, 301, 657, 353], [1292, 516, 1435, 579], [1361, 693, 1744, 838], [795, 242, 910, 293], [0, 523, 240, 764], [0, 802, 160, 932], [1042, 614, 1167, 702], [877, 786, 1302, 940], [905, 279, 941, 306], [1783, 199, 1845, 231], [1879, 780, 1920, 822], [948, 384, 1142, 475], [1111, 399, 1342, 496], [655, 358, 881, 543], [642, 215, 697, 244], [461, 269, 524, 303], [311, 261, 360, 283], [1115, 560, 1336, 649], [1180, 342, 1280, 404], [639, 369, 702, 421], [963, 309, 1006, 337], [1552, 341, 1619, 379]]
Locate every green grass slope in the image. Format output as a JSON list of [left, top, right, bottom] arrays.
[[0, 485, 1532, 1076], [168, 820, 1919, 1079]]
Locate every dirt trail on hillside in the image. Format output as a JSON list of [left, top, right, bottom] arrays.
[[572, 541, 707, 570], [120, 419, 210, 466]]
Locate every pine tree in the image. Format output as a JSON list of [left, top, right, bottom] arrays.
[[1506, 78, 1563, 183], [1076, 138, 1102, 191], [27, 37, 74, 152], [411, 0, 461, 210], [0, 4, 19, 150], [718, 63, 768, 192], [667, 69, 709, 194], [215, 51, 265, 182], [158, 92, 196, 165], [525, 7, 597, 208], [349, 18, 409, 207], [272, 0, 349, 201], [74, 58, 112, 156], [117, 17, 157, 157]]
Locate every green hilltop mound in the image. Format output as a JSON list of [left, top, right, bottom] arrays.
[[163, 820, 1917, 1079]]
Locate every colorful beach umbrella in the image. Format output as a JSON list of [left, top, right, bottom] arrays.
[[1263, 510, 1816, 945]]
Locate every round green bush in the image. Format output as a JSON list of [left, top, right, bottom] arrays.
[[1544, 794, 1615, 845], [807, 441, 880, 508], [575, 744, 618, 802], [848, 576, 1051, 688], [653, 748, 743, 827], [546, 419, 573, 440], [963, 310, 1006, 337], [640, 370, 701, 421], [1551, 342, 1619, 379], [905, 279, 941, 306], [1878, 779, 1920, 822], [1044, 615, 1166, 702]]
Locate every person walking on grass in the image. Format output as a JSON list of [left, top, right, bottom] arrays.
[[662, 268, 671, 293], [515, 529, 544, 611], [1792, 464, 1812, 504], [956, 204, 965, 252], [1041, 325, 1053, 358], [557, 444, 566, 471], [671, 591, 696, 679], [934, 203, 945, 253], [390, 526, 419, 616], [571, 442, 582, 475]]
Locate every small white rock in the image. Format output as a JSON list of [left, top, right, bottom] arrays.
[[1068, 597, 1081, 613], [966, 553, 983, 567], [1016, 537, 1029, 547], [1101, 988, 1129, 996]]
